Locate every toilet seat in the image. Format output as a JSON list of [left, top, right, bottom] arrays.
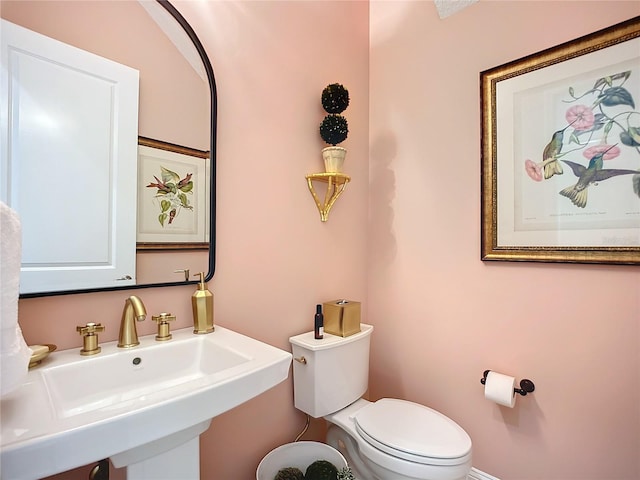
[[353, 398, 472, 466]]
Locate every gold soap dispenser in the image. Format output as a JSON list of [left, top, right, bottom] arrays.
[[192, 272, 214, 334]]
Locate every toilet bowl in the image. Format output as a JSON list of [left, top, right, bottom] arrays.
[[289, 324, 472, 480], [325, 398, 471, 480]]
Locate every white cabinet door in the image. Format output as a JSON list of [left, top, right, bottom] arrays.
[[1, 19, 139, 294]]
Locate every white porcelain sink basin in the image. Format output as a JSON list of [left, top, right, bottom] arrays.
[[0, 325, 292, 480], [43, 334, 250, 418]]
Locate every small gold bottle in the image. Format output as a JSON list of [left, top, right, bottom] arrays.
[[192, 272, 214, 334]]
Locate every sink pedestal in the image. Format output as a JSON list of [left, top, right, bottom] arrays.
[[111, 421, 211, 480], [126, 438, 199, 480]]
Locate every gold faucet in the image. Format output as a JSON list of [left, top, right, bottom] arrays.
[[117, 296, 147, 348]]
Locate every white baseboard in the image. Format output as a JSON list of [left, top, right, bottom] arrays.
[[468, 467, 500, 480]]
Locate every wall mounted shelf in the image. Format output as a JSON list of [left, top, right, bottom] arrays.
[[305, 172, 351, 222]]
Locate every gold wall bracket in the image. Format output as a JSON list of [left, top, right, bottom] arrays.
[[305, 173, 351, 222]]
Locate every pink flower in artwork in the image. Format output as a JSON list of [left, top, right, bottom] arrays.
[[524, 159, 543, 182], [583, 144, 621, 161], [565, 105, 595, 131]]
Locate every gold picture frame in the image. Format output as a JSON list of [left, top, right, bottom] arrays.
[[136, 136, 210, 251], [481, 17, 640, 265]]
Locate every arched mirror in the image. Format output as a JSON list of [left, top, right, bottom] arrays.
[[0, 0, 216, 298]]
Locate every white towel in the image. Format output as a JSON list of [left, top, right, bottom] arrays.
[[1, 201, 31, 396]]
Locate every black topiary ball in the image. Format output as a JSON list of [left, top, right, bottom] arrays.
[[305, 460, 339, 480], [321, 84, 350, 114], [319, 114, 348, 146], [273, 466, 304, 480]]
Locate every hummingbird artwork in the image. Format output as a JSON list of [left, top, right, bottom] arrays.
[[542, 125, 571, 180], [559, 149, 637, 208]]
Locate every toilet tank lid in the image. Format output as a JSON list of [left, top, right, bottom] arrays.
[[354, 398, 472, 460], [289, 324, 373, 351]]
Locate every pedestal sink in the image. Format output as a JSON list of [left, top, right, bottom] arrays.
[[0, 326, 292, 480]]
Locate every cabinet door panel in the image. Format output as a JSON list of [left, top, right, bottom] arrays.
[[1, 19, 139, 294]]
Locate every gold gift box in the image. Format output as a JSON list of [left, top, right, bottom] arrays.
[[323, 299, 361, 337]]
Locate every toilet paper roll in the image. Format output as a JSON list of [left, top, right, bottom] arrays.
[[484, 371, 516, 408]]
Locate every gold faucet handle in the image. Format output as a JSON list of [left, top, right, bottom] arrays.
[[151, 313, 175, 341], [77, 322, 105, 335], [76, 323, 104, 356], [151, 313, 176, 324]]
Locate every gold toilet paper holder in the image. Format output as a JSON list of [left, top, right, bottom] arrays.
[[481, 370, 535, 396]]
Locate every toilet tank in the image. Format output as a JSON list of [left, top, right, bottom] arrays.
[[289, 324, 373, 418]]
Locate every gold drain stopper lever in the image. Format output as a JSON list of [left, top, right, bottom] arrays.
[[76, 322, 105, 356], [152, 313, 176, 341]]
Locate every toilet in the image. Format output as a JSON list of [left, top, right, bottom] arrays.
[[289, 324, 472, 480]]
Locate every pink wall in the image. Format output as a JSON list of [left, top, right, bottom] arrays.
[[6, 1, 640, 480], [178, 2, 370, 477], [369, 2, 640, 479], [9, 1, 370, 479]]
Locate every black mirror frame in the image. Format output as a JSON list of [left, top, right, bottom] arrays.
[[20, 0, 216, 298]]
